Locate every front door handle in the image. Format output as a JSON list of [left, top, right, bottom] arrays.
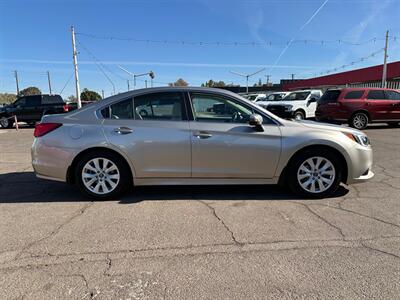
[[114, 127, 133, 134], [193, 131, 212, 139]]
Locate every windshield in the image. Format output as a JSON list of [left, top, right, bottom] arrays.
[[283, 92, 310, 101], [265, 93, 284, 101]]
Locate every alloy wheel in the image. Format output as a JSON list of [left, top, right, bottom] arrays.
[[81, 157, 120, 195], [0, 117, 9, 128], [297, 156, 336, 194], [352, 113, 367, 129]]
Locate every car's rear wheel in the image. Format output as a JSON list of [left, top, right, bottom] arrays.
[[294, 110, 305, 120], [287, 149, 342, 198], [0, 117, 13, 129], [350, 112, 368, 129], [75, 150, 131, 200]]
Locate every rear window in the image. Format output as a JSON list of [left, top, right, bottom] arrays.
[[41, 95, 64, 104], [344, 90, 364, 99], [318, 90, 340, 104], [367, 90, 385, 100]]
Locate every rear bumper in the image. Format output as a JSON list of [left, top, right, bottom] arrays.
[[31, 138, 76, 182]]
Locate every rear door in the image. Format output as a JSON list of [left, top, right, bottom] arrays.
[[366, 89, 392, 120], [188, 92, 281, 178], [316, 90, 341, 118], [101, 91, 191, 178], [384, 90, 400, 120]]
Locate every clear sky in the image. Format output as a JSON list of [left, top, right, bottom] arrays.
[[0, 0, 399, 98]]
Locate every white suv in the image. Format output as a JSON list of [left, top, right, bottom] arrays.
[[265, 90, 322, 120], [255, 92, 290, 107]]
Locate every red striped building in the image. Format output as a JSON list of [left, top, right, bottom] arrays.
[[283, 61, 400, 91]]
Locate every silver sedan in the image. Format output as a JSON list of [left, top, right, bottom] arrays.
[[31, 87, 374, 199]]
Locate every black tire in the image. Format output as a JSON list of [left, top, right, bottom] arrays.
[[293, 110, 305, 120], [75, 150, 132, 200], [387, 122, 400, 128], [349, 112, 368, 130], [0, 116, 13, 129], [287, 148, 343, 199]]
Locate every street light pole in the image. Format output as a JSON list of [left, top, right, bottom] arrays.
[[230, 68, 266, 94]]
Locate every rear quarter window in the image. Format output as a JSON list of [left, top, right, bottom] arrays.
[[41, 95, 64, 104], [318, 90, 340, 104], [344, 90, 364, 99]]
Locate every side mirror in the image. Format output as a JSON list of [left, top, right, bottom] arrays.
[[249, 114, 264, 132]]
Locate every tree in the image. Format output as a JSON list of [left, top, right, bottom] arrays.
[[202, 79, 226, 87], [168, 78, 188, 87], [19, 86, 41, 97], [0, 93, 17, 104], [80, 88, 102, 101], [67, 95, 77, 102]]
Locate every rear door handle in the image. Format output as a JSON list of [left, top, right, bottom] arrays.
[[193, 131, 212, 139], [114, 127, 133, 134]]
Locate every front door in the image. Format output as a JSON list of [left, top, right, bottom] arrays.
[[102, 92, 191, 178], [188, 92, 281, 178]]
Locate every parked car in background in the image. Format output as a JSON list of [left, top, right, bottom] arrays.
[[265, 90, 322, 120], [245, 93, 267, 102], [0, 94, 73, 128], [316, 88, 400, 129], [32, 87, 373, 200], [255, 92, 290, 108]]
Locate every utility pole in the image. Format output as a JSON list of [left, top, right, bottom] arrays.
[[381, 30, 389, 88], [145, 80, 148, 88], [291, 74, 295, 80], [14, 70, 20, 95], [230, 68, 265, 95], [127, 80, 130, 91], [47, 71, 52, 94], [101, 90, 104, 99], [71, 26, 82, 108]]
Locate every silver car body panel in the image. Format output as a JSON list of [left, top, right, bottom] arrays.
[[31, 87, 373, 186]]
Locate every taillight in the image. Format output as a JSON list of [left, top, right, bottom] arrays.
[[63, 104, 69, 112], [34, 123, 62, 137]]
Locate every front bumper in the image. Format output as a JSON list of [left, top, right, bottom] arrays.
[[345, 144, 374, 184]]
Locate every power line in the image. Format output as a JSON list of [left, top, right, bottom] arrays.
[[299, 48, 385, 79], [76, 31, 397, 48], [59, 72, 74, 95], [76, 38, 117, 94]]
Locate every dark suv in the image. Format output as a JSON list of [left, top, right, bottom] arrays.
[[0, 94, 71, 128], [316, 88, 400, 129]]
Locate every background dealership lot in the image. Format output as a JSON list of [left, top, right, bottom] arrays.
[[0, 125, 399, 299]]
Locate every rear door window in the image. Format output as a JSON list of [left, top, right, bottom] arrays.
[[344, 91, 364, 99], [367, 90, 385, 100], [41, 95, 64, 104], [109, 99, 134, 119], [318, 90, 340, 104], [25, 96, 41, 106], [134, 92, 186, 121]]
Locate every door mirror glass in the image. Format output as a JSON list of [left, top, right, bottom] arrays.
[[249, 114, 264, 131]]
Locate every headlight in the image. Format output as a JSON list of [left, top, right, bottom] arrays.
[[284, 105, 293, 111], [342, 132, 370, 146]]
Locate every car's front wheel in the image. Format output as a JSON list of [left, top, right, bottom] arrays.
[[293, 110, 305, 120], [287, 149, 342, 198], [350, 112, 368, 129], [75, 150, 131, 200]]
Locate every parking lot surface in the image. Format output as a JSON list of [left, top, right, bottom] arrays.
[[0, 126, 399, 299]]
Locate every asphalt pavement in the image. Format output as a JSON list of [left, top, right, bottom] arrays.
[[0, 126, 399, 299]]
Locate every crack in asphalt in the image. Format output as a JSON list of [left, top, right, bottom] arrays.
[[13, 202, 94, 260], [195, 199, 243, 246], [361, 242, 400, 260], [313, 203, 400, 229], [292, 202, 345, 239]]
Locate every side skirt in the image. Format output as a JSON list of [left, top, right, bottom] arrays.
[[134, 177, 279, 186]]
